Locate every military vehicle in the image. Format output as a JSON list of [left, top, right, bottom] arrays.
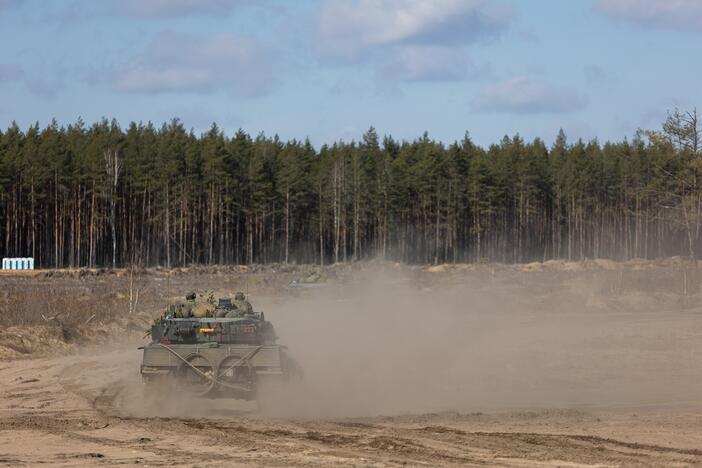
[[140, 293, 299, 400], [286, 270, 330, 297]]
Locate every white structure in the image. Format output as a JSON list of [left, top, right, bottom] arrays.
[[2, 258, 35, 270]]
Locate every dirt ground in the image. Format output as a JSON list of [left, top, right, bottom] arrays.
[[1, 260, 702, 466]]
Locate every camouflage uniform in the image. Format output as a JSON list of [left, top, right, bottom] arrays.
[[215, 298, 234, 318], [191, 302, 215, 318], [233, 292, 253, 315], [224, 309, 240, 318], [176, 292, 196, 318]]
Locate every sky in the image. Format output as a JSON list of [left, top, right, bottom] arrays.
[[0, 0, 700, 148]]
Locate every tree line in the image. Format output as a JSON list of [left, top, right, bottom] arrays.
[[0, 110, 700, 268]]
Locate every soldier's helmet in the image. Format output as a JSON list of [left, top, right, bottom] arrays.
[[185, 291, 196, 301], [234, 292, 245, 301]]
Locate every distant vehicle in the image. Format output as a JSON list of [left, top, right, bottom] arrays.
[[140, 293, 300, 400], [286, 270, 330, 296]]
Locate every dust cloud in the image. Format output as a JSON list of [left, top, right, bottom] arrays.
[[259, 266, 702, 419], [104, 347, 261, 419], [92, 264, 702, 420]]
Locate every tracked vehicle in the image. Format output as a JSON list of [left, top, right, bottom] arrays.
[[140, 295, 299, 399]]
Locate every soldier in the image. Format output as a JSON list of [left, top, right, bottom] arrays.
[[215, 297, 234, 318], [171, 303, 187, 318], [179, 291, 196, 317], [233, 291, 253, 315]]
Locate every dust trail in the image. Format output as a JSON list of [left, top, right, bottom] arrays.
[[83, 265, 702, 420], [259, 267, 702, 418], [72, 344, 260, 419]]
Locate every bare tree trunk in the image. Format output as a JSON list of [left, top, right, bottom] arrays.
[[319, 180, 324, 266], [353, 152, 360, 261], [104, 148, 122, 268], [333, 162, 340, 263], [434, 185, 440, 265], [30, 178, 35, 261], [208, 183, 215, 264], [285, 186, 290, 264], [165, 185, 171, 268]]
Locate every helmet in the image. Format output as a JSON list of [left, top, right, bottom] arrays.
[[234, 292, 245, 301], [185, 291, 196, 301]]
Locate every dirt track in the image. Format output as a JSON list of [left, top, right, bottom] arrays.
[[2, 262, 702, 466], [1, 346, 702, 467]]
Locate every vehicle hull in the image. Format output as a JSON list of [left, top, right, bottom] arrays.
[[140, 342, 294, 399]]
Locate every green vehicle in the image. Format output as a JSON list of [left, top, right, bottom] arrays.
[[140, 295, 300, 400]]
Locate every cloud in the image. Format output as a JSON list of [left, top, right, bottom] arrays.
[[25, 77, 62, 100], [472, 76, 587, 114], [111, 0, 242, 18], [319, 0, 510, 60], [0, 63, 23, 82], [316, 0, 509, 83], [0, 63, 63, 99], [379, 46, 481, 82], [111, 31, 276, 97], [597, 0, 702, 32]]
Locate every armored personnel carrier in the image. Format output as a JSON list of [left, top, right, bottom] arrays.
[[140, 293, 299, 400]]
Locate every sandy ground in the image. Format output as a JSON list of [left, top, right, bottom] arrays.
[[1, 346, 702, 467], [1, 262, 702, 466]]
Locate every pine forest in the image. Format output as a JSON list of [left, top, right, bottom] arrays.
[[1, 109, 700, 268]]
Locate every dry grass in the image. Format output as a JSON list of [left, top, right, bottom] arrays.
[[0, 281, 124, 328], [0, 273, 157, 357]]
